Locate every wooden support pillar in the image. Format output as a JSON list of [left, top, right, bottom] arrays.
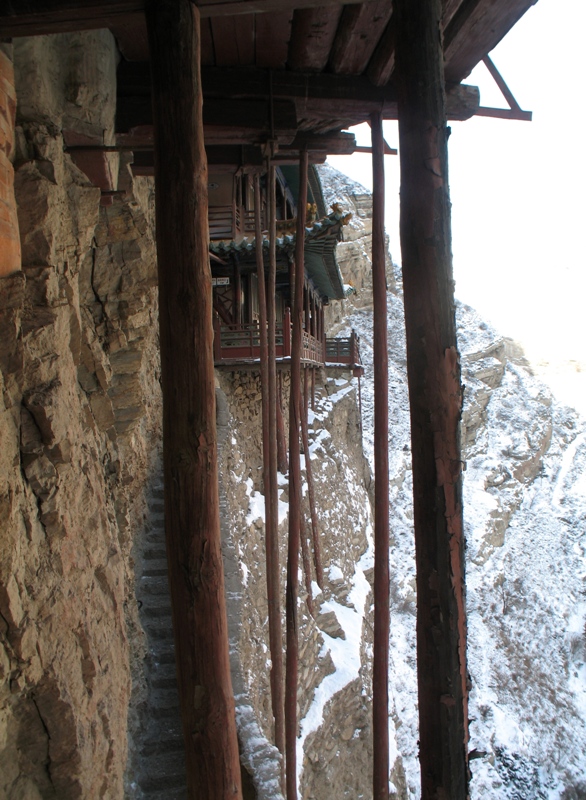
[[370, 110, 390, 800], [145, 2, 242, 798], [285, 146, 309, 800], [267, 163, 286, 768], [394, 0, 469, 797], [254, 173, 284, 772]]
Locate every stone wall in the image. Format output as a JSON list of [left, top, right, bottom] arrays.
[[0, 44, 20, 277], [0, 32, 160, 798]]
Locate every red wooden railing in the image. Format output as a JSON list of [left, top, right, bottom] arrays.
[[324, 330, 362, 369], [213, 314, 363, 370], [214, 308, 324, 365]]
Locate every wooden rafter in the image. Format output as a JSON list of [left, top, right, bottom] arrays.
[[288, 6, 343, 71], [444, 0, 538, 83], [328, 0, 393, 75]]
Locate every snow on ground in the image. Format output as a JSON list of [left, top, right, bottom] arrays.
[[342, 287, 586, 797]]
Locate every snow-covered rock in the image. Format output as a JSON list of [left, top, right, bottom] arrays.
[[323, 163, 586, 799]]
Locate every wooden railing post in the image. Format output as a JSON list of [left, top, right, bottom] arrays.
[[395, 0, 469, 796], [146, 2, 242, 797]]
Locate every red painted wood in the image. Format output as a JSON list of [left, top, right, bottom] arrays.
[[145, 2, 242, 797], [370, 110, 390, 800], [285, 148, 308, 800], [267, 164, 285, 776], [395, 0, 469, 795], [288, 6, 342, 71]]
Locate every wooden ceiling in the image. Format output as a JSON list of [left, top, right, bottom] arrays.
[[1, 0, 537, 154]]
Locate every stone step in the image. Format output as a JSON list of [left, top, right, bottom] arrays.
[[141, 736, 185, 758], [142, 546, 167, 561], [142, 565, 169, 578], [141, 605, 172, 620], [139, 576, 172, 595], [147, 626, 174, 642], [149, 686, 180, 710]]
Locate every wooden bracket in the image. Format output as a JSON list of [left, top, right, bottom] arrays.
[[476, 55, 533, 121]]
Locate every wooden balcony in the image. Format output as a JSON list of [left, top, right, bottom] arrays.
[[213, 313, 363, 374], [214, 309, 324, 366], [325, 331, 364, 376]]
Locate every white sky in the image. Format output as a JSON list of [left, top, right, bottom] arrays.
[[328, 0, 586, 412]]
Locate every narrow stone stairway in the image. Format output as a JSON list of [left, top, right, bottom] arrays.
[[133, 478, 188, 799]]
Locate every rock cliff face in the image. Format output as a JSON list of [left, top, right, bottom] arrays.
[[0, 32, 161, 798], [341, 256, 586, 797]]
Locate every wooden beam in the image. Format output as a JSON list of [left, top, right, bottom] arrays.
[[366, 13, 396, 87], [119, 62, 479, 122], [145, 1, 243, 797], [328, 0, 393, 75], [211, 13, 255, 66], [288, 6, 343, 72], [395, 0, 469, 796], [444, 0, 538, 83], [370, 110, 390, 800], [196, 0, 371, 19], [116, 94, 298, 138], [255, 9, 292, 68], [0, 1, 143, 36]]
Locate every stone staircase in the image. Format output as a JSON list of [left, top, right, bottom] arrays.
[[132, 479, 188, 799]]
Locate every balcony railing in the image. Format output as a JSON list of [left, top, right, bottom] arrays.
[[324, 331, 363, 374], [213, 315, 363, 373]]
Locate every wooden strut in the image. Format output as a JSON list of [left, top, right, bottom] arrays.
[[394, 0, 469, 796], [266, 163, 286, 776], [475, 54, 533, 121], [370, 110, 390, 800], [285, 146, 309, 800], [254, 174, 285, 780], [144, 1, 242, 798], [301, 368, 324, 589]]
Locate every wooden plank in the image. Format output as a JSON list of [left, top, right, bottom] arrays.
[[201, 17, 216, 65], [255, 10, 293, 68], [110, 15, 149, 60], [328, 0, 393, 75], [211, 14, 255, 65], [288, 6, 343, 71], [144, 1, 243, 798], [444, 0, 538, 83], [366, 13, 395, 86], [394, 0, 469, 796]]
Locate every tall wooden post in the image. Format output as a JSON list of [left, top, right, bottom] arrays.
[[145, 2, 242, 797], [285, 147, 309, 800], [370, 111, 390, 800], [254, 174, 284, 771], [394, 0, 469, 796], [267, 163, 286, 768]]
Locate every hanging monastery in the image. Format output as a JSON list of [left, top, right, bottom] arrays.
[[0, 1, 536, 798]]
